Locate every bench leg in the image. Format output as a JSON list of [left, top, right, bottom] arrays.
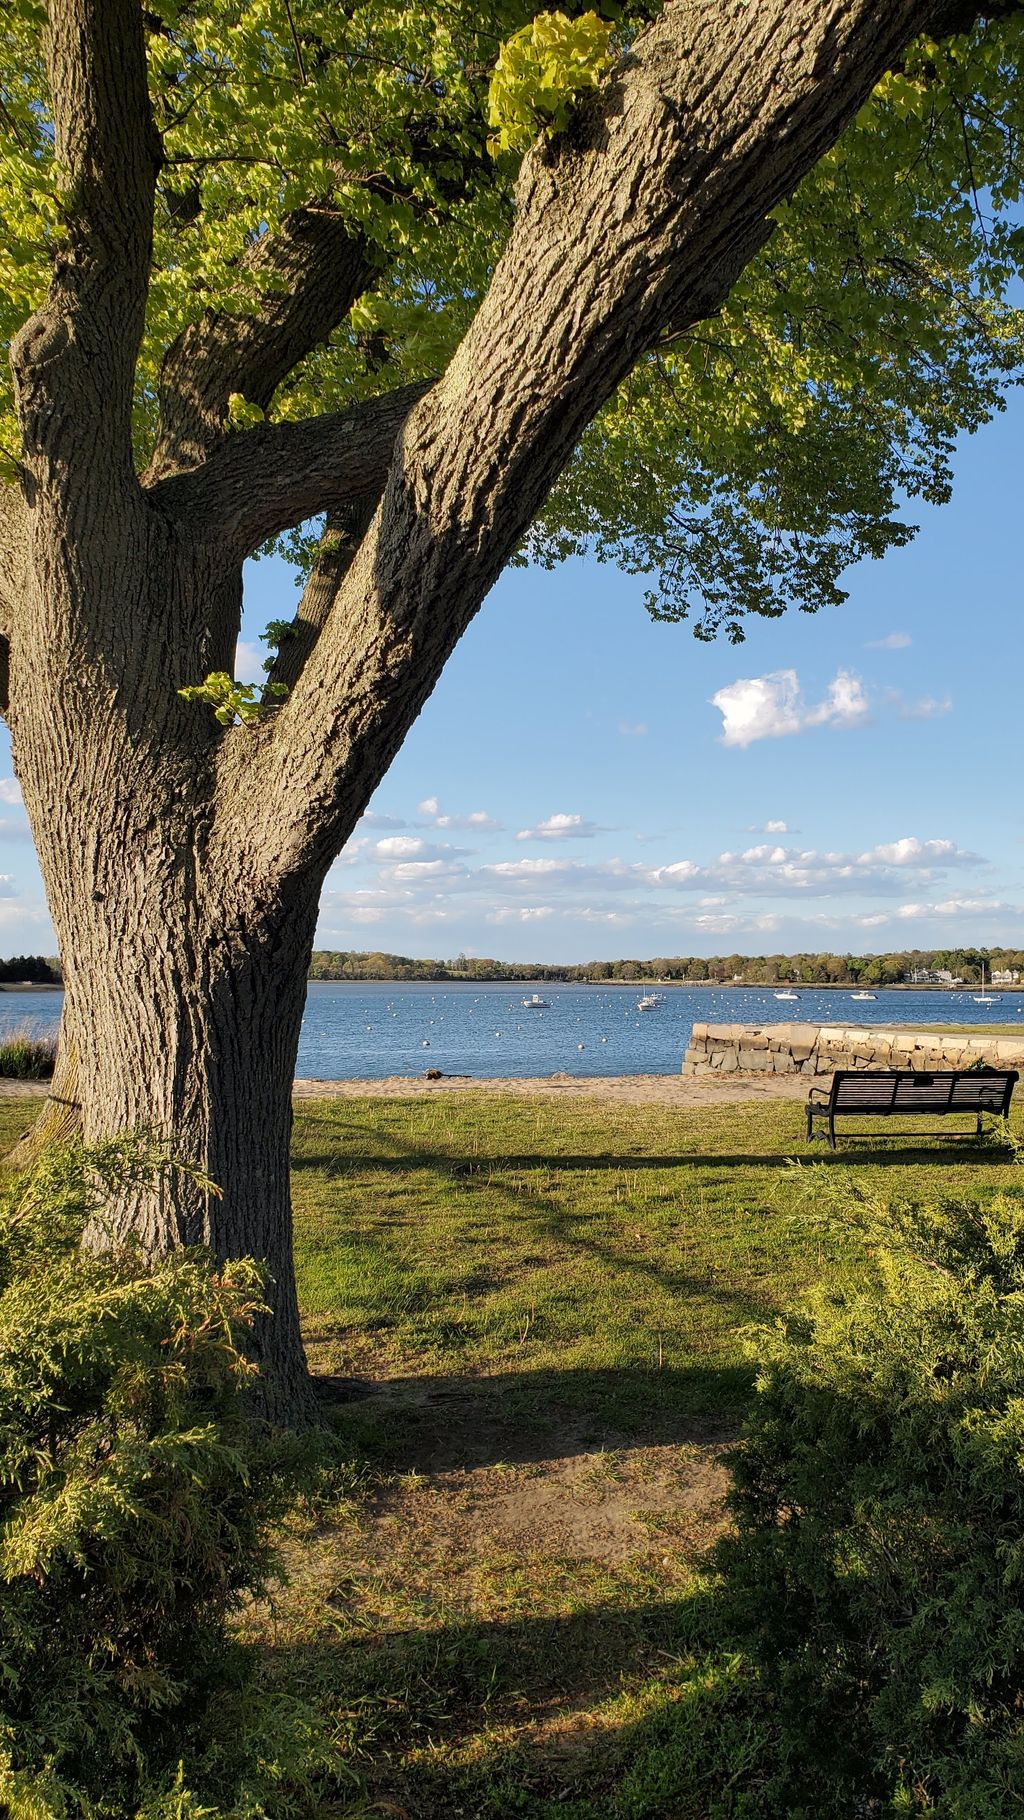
[[828, 1112, 837, 1151]]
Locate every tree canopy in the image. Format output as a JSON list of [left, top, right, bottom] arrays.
[[3, 1, 1023, 647]]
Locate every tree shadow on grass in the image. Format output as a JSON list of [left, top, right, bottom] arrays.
[[291, 1142, 1012, 1176], [261, 1588, 726, 1820], [311, 1362, 750, 1472]]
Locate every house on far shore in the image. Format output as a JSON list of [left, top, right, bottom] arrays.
[[905, 968, 963, 986]]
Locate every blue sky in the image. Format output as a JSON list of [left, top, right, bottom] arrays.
[[0, 390, 1021, 962]]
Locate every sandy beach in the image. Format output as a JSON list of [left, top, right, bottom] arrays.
[[290, 1071, 808, 1106], [0, 1072, 807, 1108]]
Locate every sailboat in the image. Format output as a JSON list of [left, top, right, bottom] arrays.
[[974, 962, 996, 1006]]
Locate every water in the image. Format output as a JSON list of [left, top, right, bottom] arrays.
[[3, 981, 1023, 1080]]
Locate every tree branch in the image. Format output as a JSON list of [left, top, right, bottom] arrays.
[[265, 496, 379, 695], [145, 205, 376, 482], [149, 381, 430, 569], [217, 0, 977, 887], [11, 0, 160, 475]]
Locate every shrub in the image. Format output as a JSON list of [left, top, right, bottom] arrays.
[[0, 1023, 57, 1079], [719, 1184, 1024, 1816], [0, 1138, 340, 1818]]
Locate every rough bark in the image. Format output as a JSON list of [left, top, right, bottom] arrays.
[[145, 207, 375, 484], [5, 0, 1005, 1425]]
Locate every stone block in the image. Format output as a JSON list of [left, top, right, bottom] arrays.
[[738, 1049, 769, 1070]]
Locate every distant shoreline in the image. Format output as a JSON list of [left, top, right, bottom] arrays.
[[4, 978, 1019, 996], [305, 978, 1018, 993]]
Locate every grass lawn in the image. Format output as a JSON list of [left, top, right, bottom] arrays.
[[276, 1093, 1024, 1817], [3, 1089, 1019, 1815]]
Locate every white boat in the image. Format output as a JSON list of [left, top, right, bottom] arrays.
[[774, 990, 799, 1001], [637, 992, 663, 1011], [851, 991, 876, 1001], [973, 962, 996, 1006], [521, 992, 550, 1009]]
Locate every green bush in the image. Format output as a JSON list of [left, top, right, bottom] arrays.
[[0, 1139, 341, 1819], [719, 1185, 1024, 1816]]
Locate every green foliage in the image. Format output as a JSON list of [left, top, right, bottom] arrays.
[[2, 5, 1024, 634], [177, 672, 288, 727], [0, 1021, 56, 1079], [0, 1137, 340, 1818], [719, 1182, 1024, 1814], [486, 10, 614, 154]]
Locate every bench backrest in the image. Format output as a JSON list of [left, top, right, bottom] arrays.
[[829, 1069, 1017, 1114]]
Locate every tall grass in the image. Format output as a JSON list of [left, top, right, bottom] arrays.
[[0, 1021, 57, 1079]]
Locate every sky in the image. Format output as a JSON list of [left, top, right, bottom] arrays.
[[0, 389, 1021, 964]]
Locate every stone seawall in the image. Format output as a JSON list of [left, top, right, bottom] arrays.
[[682, 1022, 1024, 1077]]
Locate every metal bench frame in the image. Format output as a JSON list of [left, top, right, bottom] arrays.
[[806, 1068, 1018, 1150]]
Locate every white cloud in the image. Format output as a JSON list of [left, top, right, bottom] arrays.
[[897, 694, 952, 722], [373, 835, 428, 859], [486, 905, 556, 923], [859, 837, 974, 868], [711, 668, 869, 748], [434, 810, 501, 831], [516, 813, 605, 841], [416, 797, 501, 832], [866, 631, 912, 650], [763, 819, 788, 834], [233, 639, 266, 678], [357, 811, 407, 830], [0, 779, 22, 807], [897, 897, 1002, 920], [618, 721, 648, 737]]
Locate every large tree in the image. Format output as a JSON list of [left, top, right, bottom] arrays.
[[0, 0, 1021, 1416]]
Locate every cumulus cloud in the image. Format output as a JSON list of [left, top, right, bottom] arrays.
[[859, 837, 975, 868], [515, 813, 606, 841], [373, 835, 429, 860], [416, 797, 502, 831], [866, 631, 912, 650], [711, 668, 869, 748], [762, 819, 788, 834]]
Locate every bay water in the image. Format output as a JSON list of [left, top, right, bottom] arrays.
[[3, 981, 1023, 1080]]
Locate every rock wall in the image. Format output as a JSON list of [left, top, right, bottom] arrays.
[[682, 1021, 1024, 1077]]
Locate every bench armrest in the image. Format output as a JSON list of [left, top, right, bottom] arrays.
[[807, 1086, 831, 1103]]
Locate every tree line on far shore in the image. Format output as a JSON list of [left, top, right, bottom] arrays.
[[306, 948, 1023, 987], [0, 955, 61, 983], [11, 950, 1022, 990]]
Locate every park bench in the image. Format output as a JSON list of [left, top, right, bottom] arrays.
[[806, 1067, 1018, 1149]]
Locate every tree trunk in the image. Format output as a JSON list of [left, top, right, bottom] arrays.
[[52, 864, 321, 1423], [7, 528, 324, 1419]]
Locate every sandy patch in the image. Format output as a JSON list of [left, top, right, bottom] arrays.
[[4, 1071, 806, 1110], [292, 1071, 806, 1107]]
